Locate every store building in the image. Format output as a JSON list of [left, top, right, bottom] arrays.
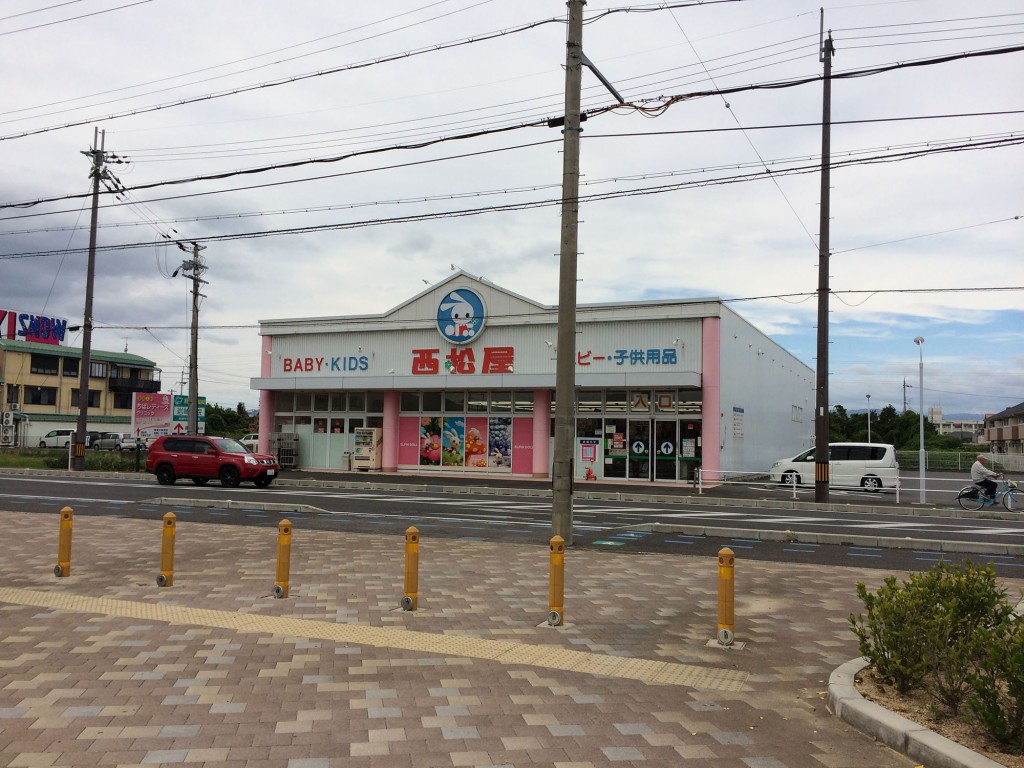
[[0, 338, 161, 447], [252, 273, 814, 482]]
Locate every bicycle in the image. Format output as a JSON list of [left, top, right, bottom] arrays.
[[956, 477, 1020, 512]]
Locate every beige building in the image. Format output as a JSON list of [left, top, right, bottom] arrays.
[[984, 402, 1024, 455], [0, 338, 160, 447], [926, 407, 985, 443]]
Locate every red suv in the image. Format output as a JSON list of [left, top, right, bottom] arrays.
[[145, 435, 280, 488]]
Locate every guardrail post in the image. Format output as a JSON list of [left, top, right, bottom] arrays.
[[548, 535, 565, 626], [401, 526, 419, 611], [697, 468, 703, 495], [157, 512, 176, 587], [54, 506, 73, 577], [717, 547, 735, 646], [273, 519, 292, 598]]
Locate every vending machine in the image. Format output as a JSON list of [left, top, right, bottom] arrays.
[[352, 427, 383, 471]]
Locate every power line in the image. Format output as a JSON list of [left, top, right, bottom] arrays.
[[0, 0, 152, 37], [2, 133, 1021, 261]]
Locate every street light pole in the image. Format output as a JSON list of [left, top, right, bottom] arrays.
[[914, 337, 925, 503], [866, 394, 871, 443]]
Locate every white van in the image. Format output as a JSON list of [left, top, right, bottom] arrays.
[[38, 429, 75, 448], [769, 442, 899, 492]]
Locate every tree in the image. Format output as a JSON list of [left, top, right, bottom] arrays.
[[204, 402, 252, 437]]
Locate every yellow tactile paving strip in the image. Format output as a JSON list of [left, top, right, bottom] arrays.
[[0, 586, 749, 692]]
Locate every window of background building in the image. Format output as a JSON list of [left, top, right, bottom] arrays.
[[421, 391, 442, 412], [6, 384, 19, 404], [295, 392, 312, 411], [63, 358, 79, 378], [313, 392, 329, 411], [444, 391, 464, 412], [30, 353, 59, 375], [513, 391, 533, 414], [113, 392, 132, 409], [348, 392, 366, 411], [26, 386, 57, 406], [71, 389, 101, 408], [89, 361, 107, 378], [400, 392, 420, 412]]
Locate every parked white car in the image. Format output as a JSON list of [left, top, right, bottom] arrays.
[[768, 442, 899, 492], [93, 432, 138, 451], [38, 429, 75, 448], [240, 433, 259, 451]]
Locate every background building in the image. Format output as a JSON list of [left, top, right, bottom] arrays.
[[252, 273, 814, 482], [927, 407, 986, 443], [0, 338, 160, 447], [984, 402, 1024, 455]]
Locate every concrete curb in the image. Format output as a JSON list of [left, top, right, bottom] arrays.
[[829, 658, 1006, 768]]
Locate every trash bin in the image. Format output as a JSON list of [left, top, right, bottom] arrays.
[[341, 452, 352, 471]]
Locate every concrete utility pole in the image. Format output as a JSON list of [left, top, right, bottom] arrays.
[[551, 0, 586, 546], [176, 242, 206, 435], [813, 23, 835, 503], [73, 128, 107, 471]]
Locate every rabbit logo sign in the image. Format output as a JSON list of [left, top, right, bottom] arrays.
[[436, 289, 486, 345]]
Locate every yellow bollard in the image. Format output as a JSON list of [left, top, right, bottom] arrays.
[[548, 535, 565, 626], [157, 512, 176, 587], [717, 547, 735, 645], [273, 519, 292, 599], [401, 526, 419, 611], [54, 506, 73, 577]]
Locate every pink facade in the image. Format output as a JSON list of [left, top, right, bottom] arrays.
[[700, 317, 721, 476]]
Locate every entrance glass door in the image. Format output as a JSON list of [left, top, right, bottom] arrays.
[[653, 419, 678, 480], [627, 420, 651, 480], [628, 419, 678, 481]]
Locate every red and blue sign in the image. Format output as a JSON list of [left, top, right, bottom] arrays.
[[0, 308, 69, 346]]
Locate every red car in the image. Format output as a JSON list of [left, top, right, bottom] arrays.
[[145, 435, 279, 488]]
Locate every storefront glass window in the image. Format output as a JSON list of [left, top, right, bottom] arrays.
[[367, 416, 383, 428], [467, 391, 487, 412], [367, 393, 384, 413], [274, 415, 292, 432], [400, 392, 419, 412], [422, 391, 442, 412], [330, 418, 345, 433], [513, 391, 533, 414], [577, 391, 602, 413], [605, 390, 627, 412], [276, 393, 294, 413], [576, 417, 602, 437], [295, 415, 312, 427], [295, 392, 312, 411], [678, 390, 702, 415], [629, 390, 651, 412], [654, 391, 676, 413], [349, 417, 364, 430], [490, 391, 511, 412], [313, 417, 328, 433], [313, 392, 329, 411], [330, 393, 347, 411], [444, 391, 465, 412], [348, 392, 366, 411]]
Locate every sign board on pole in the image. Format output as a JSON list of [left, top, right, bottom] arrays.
[[172, 395, 206, 435], [132, 393, 206, 442]]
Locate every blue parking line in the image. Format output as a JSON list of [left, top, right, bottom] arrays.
[[848, 552, 883, 558], [664, 539, 695, 545], [783, 548, 816, 554], [849, 546, 881, 552]]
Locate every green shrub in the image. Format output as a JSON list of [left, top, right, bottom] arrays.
[[42, 452, 139, 472], [969, 616, 1024, 752], [850, 562, 1010, 699], [851, 575, 935, 693]]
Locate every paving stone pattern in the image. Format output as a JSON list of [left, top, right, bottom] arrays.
[[0, 508, 980, 767]]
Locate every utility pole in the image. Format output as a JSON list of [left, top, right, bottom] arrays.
[[902, 378, 913, 413], [176, 242, 206, 435], [73, 128, 107, 471], [551, 0, 586, 545], [813, 21, 835, 504]]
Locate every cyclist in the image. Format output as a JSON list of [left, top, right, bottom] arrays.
[[970, 454, 1001, 502]]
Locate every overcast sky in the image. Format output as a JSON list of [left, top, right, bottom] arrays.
[[2, 0, 1021, 418]]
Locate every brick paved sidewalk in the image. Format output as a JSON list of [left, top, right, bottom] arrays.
[[0, 508, 943, 767]]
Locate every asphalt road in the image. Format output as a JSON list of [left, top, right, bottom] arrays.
[[2, 469, 1023, 576]]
